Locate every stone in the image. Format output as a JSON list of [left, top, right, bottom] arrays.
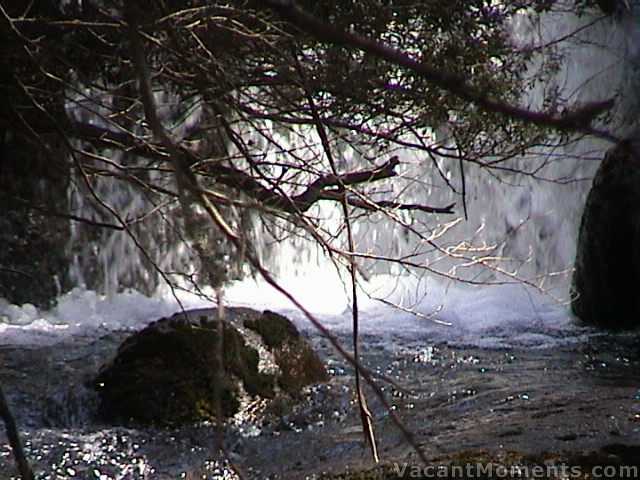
[[93, 307, 327, 426], [244, 310, 329, 395], [571, 139, 640, 328]]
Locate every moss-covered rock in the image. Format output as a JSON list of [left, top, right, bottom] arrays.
[[93, 307, 327, 426], [244, 310, 329, 394], [244, 309, 301, 348], [94, 311, 274, 425]]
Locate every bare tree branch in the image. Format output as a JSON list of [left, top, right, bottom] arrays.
[[67, 121, 453, 216], [265, 0, 619, 142], [0, 383, 35, 480], [318, 191, 455, 214], [125, 4, 435, 467]]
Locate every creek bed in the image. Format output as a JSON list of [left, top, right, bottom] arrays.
[[1, 320, 640, 479]]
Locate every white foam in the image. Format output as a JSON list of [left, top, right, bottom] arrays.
[[0, 288, 208, 346], [210, 272, 586, 348], [0, 274, 585, 349], [269, 274, 585, 348]]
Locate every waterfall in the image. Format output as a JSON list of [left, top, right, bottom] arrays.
[[64, 3, 640, 312]]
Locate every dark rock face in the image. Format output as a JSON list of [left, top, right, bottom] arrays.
[[596, 0, 617, 14], [0, 134, 71, 307], [93, 307, 327, 426], [571, 139, 640, 329], [595, 0, 630, 16]]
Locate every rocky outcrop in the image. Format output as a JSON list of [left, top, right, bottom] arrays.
[[571, 139, 640, 328], [0, 134, 71, 307], [93, 307, 327, 426]]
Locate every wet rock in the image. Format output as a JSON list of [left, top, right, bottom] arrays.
[[244, 310, 329, 394], [93, 307, 327, 426], [571, 139, 640, 329]]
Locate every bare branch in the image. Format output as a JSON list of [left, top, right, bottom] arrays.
[[67, 120, 453, 216], [318, 191, 456, 214], [0, 383, 35, 480], [265, 0, 619, 142], [6, 195, 125, 231], [296, 57, 379, 462]]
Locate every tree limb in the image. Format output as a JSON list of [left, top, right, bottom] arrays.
[[294, 156, 398, 207], [0, 383, 35, 480], [125, 4, 435, 469], [68, 121, 453, 216], [265, 0, 619, 143], [319, 191, 456, 214], [296, 55, 379, 462]]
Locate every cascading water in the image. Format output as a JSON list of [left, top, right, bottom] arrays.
[[0, 2, 637, 337], [2, 4, 640, 479], [237, 2, 640, 324], [59, 2, 640, 323]]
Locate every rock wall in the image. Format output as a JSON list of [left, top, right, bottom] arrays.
[[0, 133, 71, 307], [571, 139, 640, 328]]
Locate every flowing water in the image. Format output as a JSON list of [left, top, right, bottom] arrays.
[[0, 284, 639, 479], [3, 2, 640, 479]]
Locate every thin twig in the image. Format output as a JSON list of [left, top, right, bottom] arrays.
[[126, 6, 431, 468]]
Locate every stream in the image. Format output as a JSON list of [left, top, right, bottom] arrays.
[[1, 295, 639, 479], [2, 5, 640, 477]]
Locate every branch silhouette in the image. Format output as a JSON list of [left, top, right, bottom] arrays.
[[266, 0, 619, 143]]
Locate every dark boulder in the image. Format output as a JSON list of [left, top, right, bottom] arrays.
[[594, 0, 630, 16], [571, 139, 640, 328], [93, 307, 327, 426]]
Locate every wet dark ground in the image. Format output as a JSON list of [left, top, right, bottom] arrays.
[[1, 325, 640, 479]]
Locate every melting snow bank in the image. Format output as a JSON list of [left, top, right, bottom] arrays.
[[0, 274, 600, 349]]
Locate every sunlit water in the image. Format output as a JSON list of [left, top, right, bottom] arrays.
[[3, 2, 640, 479], [1, 284, 640, 478]]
